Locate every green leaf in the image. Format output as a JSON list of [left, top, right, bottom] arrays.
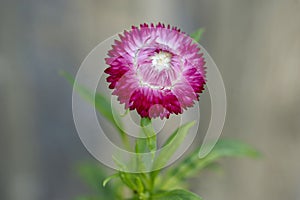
[[103, 173, 119, 187], [112, 155, 129, 172], [119, 171, 142, 192], [205, 139, 261, 158], [162, 139, 260, 189], [117, 171, 149, 197], [60, 70, 114, 122], [60, 70, 130, 148], [190, 28, 205, 43], [152, 189, 202, 200], [135, 176, 145, 193], [154, 121, 195, 169]]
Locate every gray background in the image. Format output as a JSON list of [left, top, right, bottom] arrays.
[[1, 0, 300, 200]]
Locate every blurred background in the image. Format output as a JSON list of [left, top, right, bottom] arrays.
[[1, 0, 300, 199]]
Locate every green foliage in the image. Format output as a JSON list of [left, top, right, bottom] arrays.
[[75, 138, 260, 199], [119, 171, 141, 191], [205, 139, 261, 158], [60, 70, 115, 124], [152, 189, 202, 200], [154, 121, 195, 169], [60, 70, 130, 149], [190, 28, 205, 43], [103, 173, 119, 187], [63, 27, 260, 199], [160, 139, 260, 190]]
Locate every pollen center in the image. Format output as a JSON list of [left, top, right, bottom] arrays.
[[151, 51, 172, 71]]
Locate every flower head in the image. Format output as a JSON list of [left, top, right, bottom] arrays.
[[105, 23, 206, 119]]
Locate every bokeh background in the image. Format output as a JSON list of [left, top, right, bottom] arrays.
[[1, 0, 300, 200]]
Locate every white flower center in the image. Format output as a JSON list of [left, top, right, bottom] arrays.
[[151, 51, 172, 71]]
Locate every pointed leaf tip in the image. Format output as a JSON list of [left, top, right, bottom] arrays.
[[190, 28, 205, 43]]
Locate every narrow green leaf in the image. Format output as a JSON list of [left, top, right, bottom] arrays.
[[103, 173, 119, 187], [112, 155, 128, 171], [152, 189, 202, 200], [135, 176, 145, 193], [60, 70, 130, 148], [117, 172, 147, 196], [119, 171, 141, 192], [190, 28, 205, 43], [162, 139, 260, 189], [154, 121, 195, 169], [204, 139, 261, 158], [60, 70, 114, 122]]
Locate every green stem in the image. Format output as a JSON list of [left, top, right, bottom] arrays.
[[140, 118, 158, 196], [149, 171, 158, 194], [140, 118, 157, 159]]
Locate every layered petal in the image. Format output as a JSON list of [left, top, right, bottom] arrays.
[[105, 23, 206, 119]]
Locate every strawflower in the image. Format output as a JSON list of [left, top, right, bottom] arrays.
[[105, 23, 206, 119]]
